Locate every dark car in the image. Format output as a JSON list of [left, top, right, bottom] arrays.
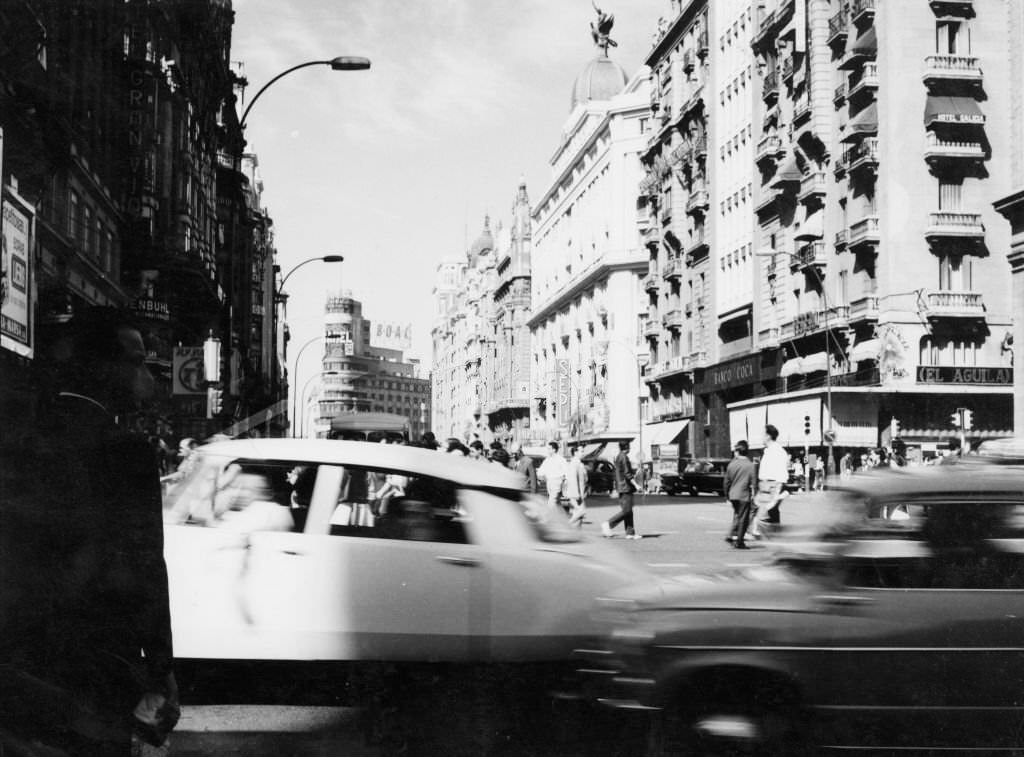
[[662, 457, 730, 496], [578, 463, 1024, 754], [583, 458, 615, 496]]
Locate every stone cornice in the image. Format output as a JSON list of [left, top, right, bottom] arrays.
[[527, 253, 647, 328]]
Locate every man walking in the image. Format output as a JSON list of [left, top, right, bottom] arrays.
[[723, 440, 756, 549], [511, 444, 538, 493], [602, 441, 640, 539], [753, 424, 789, 538], [563, 447, 589, 527], [536, 441, 567, 513]]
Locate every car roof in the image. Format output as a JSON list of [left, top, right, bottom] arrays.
[[195, 438, 526, 490], [828, 464, 1024, 503]]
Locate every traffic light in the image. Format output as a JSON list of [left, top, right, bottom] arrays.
[[962, 409, 973, 430], [890, 417, 901, 438], [207, 386, 223, 418], [950, 410, 961, 428], [803, 415, 811, 435]]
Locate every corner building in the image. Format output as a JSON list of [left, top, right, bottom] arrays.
[[527, 30, 651, 455]]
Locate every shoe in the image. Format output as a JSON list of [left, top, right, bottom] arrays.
[[734, 542, 749, 549], [626, 533, 642, 540], [601, 522, 613, 538], [724, 535, 735, 543]]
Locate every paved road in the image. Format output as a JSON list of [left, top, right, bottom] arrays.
[[171, 491, 835, 756]]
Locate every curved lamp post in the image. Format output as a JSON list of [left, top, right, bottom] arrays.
[[290, 335, 324, 437], [240, 57, 371, 130], [277, 254, 344, 299], [756, 249, 836, 478]]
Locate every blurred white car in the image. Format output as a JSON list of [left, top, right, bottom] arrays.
[[163, 438, 650, 664]]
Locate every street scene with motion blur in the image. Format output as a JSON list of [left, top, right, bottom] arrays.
[[1, 0, 1024, 754]]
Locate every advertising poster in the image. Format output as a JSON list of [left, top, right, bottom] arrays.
[[172, 346, 206, 395], [1, 187, 34, 358]]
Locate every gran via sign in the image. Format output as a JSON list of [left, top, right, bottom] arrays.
[[916, 366, 1013, 385]]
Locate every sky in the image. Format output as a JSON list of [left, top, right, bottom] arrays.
[[230, 0, 667, 396]]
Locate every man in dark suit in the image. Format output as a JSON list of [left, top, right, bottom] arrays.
[[723, 440, 756, 549], [0, 307, 179, 754], [602, 441, 640, 539]]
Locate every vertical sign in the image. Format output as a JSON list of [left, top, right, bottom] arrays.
[[1, 167, 35, 357], [556, 358, 571, 428]]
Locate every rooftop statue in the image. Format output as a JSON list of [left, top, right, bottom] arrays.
[[590, 2, 618, 54]]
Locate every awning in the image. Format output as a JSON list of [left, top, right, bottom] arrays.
[[924, 95, 985, 126], [576, 442, 606, 460], [801, 351, 829, 374], [769, 153, 802, 188], [840, 102, 877, 142], [795, 208, 824, 240], [849, 338, 881, 363], [643, 419, 689, 448], [779, 357, 804, 377], [839, 26, 876, 69]]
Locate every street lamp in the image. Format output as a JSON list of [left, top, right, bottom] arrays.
[[756, 249, 836, 478], [277, 255, 344, 299], [290, 335, 324, 437], [239, 57, 371, 131]]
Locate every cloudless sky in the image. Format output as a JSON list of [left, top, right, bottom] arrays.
[[230, 0, 667, 397]]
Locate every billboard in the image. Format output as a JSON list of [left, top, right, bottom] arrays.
[[374, 321, 412, 350], [172, 346, 206, 395], [1, 181, 34, 357]]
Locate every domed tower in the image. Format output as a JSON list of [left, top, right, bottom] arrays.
[[569, 5, 628, 111], [467, 215, 494, 268]]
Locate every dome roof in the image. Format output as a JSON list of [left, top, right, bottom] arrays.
[[468, 215, 494, 266], [570, 54, 628, 112]]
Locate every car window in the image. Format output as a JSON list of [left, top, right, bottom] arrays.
[[326, 466, 469, 545]]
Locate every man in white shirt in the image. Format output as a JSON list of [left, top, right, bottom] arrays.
[[536, 441, 567, 513], [753, 424, 789, 537]]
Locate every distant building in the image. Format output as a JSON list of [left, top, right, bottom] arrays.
[[310, 292, 430, 439]]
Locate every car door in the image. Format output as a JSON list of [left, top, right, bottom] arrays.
[[801, 499, 1024, 751], [243, 465, 477, 662]]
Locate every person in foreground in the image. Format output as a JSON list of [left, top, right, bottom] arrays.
[[753, 424, 789, 538], [723, 439, 756, 549], [0, 307, 179, 755], [603, 441, 640, 539]]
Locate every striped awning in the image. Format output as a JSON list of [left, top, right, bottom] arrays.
[[795, 208, 824, 240], [801, 351, 830, 374], [924, 95, 985, 126], [850, 338, 881, 363], [779, 357, 804, 377], [769, 153, 803, 187], [840, 102, 878, 142]]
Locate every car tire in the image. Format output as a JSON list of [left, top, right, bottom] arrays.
[[647, 685, 807, 757]]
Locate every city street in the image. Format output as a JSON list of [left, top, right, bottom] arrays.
[[171, 490, 831, 756]]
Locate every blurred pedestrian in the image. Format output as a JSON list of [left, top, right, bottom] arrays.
[[536, 441, 567, 513], [419, 430, 439, 450], [603, 441, 640, 539], [511, 444, 538, 493], [723, 440, 756, 549], [468, 439, 487, 461], [0, 306, 179, 754], [563, 447, 589, 527], [753, 424, 789, 538]]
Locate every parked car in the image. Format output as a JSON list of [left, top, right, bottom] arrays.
[[661, 457, 730, 496], [578, 463, 1024, 754], [162, 439, 650, 668], [583, 458, 615, 495]]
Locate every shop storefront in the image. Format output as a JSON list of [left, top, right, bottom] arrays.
[[694, 350, 780, 458]]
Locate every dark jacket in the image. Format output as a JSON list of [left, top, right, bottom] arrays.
[[613, 450, 636, 494], [724, 455, 756, 503]]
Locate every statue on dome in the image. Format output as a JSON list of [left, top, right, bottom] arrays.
[[590, 2, 618, 54]]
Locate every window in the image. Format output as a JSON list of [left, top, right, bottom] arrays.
[[938, 179, 963, 211], [68, 191, 80, 239], [82, 207, 92, 255], [939, 253, 971, 290], [935, 20, 967, 55]]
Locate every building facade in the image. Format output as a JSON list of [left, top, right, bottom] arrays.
[[527, 17, 651, 457], [312, 292, 430, 440]]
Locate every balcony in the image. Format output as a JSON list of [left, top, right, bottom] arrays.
[[923, 54, 983, 87], [849, 295, 879, 322], [924, 290, 985, 318], [643, 316, 662, 338], [697, 31, 709, 59], [662, 308, 684, 330], [849, 215, 880, 248], [682, 50, 695, 74], [925, 211, 985, 242], [780, 56, 795, 84], [833, 151, 847, 177], [793, 240, 827, 270], [798, 171, 827, 204], [759, 326, 782, 348], [847, 136, 879, 174], [923, 132, 985, 164], [662, 257, 684, 281], [690, 350, 710, 368], [686, 230, 709, 259], [755, 133, 784, 164], [851, 0, 875, 23], [686, 188, 710, 215], [928, 0, 973, 15], [654, 355, 692, 379], [692, 136, 708, 160], [834, 229, 848, 249], [827, 11, 848, 47], [848, 62, 878, 98], [762, 71, 779, 103], [793, 92, 812, 124], [695, 294, 706, 310], [643, 272, 660, 292], [755, 189, 781, 215], [833, 81, 847, 106]]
